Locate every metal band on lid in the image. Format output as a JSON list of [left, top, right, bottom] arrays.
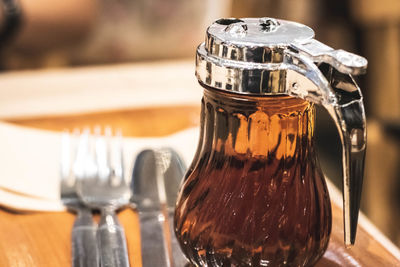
[[196, 17, 367, 96]]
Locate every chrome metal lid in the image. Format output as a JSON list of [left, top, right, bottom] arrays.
[[196, 17, 367, 96], [205, 18, 314, 62]]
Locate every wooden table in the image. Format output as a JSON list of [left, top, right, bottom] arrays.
[[0, 105, 399, 266]]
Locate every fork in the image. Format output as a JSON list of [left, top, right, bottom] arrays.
[[60, 131, 99, 267], [76, 128, 131, 267]]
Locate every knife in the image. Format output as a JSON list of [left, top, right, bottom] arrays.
[[131, 148, 187, 267]]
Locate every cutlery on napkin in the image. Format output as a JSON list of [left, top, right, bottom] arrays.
[[0, 121, 198, 212]]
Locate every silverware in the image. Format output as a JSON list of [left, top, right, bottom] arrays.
[[131, 148, 187, 267], [76, 128, 131, 267], [60, 131, 99, 267]]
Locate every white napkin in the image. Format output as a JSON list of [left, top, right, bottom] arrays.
[[0, 121, 199, 212], [0, 61, 201, 119]]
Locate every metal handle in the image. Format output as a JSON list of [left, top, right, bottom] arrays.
[[285, 49, 367, 246], [98, 210, 130, 267], [71, 208, 99, 267], [324, 70, 367, 246]]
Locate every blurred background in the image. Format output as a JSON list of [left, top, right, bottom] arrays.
[[0, 0, 399, 247]]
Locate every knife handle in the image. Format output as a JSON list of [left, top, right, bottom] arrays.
[[139, 211, 170, 267], [98, 210, 130, 267], [72, 208, 99, 267]]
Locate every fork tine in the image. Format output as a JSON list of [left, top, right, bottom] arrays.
[[61, 130, 80, 187], [95, 128, 110, 181], [74, 129, 88, 180], [86, 129, 99, 179], [113, 129, 124, 184], [106, 126, 113, 179]]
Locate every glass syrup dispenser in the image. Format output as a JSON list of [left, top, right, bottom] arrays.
[[174, 18, 367, 266]]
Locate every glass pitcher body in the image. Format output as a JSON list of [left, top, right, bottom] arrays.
[[174, 16, 367, 266], [174, 88, 332, 266]]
